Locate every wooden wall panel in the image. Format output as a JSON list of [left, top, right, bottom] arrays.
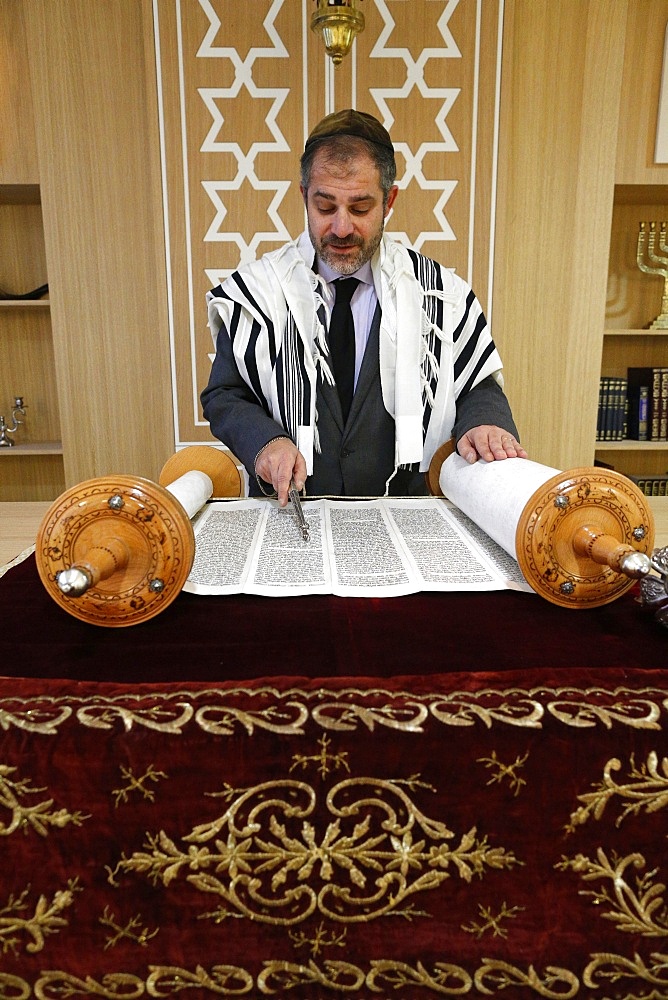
[[493, 0, 627, 469], [7, 0, 662, 487], [154, 0, 504, 449], [0, 0, 38, 185], [0, 454, 64, 503], [616, 0, 668, 184], [24, 1, 174, 485]]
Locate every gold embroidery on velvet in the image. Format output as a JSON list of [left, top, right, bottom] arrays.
[[112, 765, 168, 807], [557, 849, 668, 937], [99, 906, 159, 949], [14, 957, 665, 996], [0, 974, 30, 999], [546, 693, 662, 730], [366, 959, 473, 993], [566, 752, 668, 834], [289, 919, 347, 956], [473, 959, 580, 997], [0, 686, 666, 737], [583, 950, 668, 992], [195, 701, 310, 735], [27, 969, 146, 997], [109, 774, 520, 925], [0, 764, 89, 837], [429, 695, 545, 729], [146, 965, 255, 994], [290, 735, 350, 779], [0, 705, 72, 734], [0, 879, 80, 956], [256, 958, 367, 992], [76, 700, 195, 733], [311, 699, 430, 732], [461, 901, 525, 939], [477, 751, 528, 796]]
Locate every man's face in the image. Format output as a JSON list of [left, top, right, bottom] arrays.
[[301, 147, 398, 275]]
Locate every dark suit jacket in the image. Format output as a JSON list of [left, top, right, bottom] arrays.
[[201, 304, 519, 497]]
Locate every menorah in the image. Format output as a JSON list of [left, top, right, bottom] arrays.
[[637, 221, 668, 328], [0, 396, 27, 447]]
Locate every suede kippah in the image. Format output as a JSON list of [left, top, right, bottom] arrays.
[[304, 109, 394, 152]]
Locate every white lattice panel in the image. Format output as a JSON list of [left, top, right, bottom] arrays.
[[153, 0, 503, 446]]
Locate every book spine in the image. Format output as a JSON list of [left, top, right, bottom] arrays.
[[604, 377, 614, 441], [650, 369, 662, 440], [660, 368, 668, 440], [638, 386, 649, 441], [617, 377, 627, 441], [596, 377, 605, 441]]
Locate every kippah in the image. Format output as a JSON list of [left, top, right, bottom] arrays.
[[304, 109, 394, 152]]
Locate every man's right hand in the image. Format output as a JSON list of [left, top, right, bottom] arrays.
[[255, 438, 307, 506]]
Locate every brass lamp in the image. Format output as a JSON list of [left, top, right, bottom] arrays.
[[311, 0, 365, 67]]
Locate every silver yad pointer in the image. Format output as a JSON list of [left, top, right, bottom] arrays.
[[288, 480, 310, 542]]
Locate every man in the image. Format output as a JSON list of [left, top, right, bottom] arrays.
[[201, 109, 526, 505]]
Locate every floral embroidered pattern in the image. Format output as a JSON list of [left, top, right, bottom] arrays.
[[110, 770, 520, 926]]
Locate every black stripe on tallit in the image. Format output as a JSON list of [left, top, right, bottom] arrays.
[[453, 308, 487, 382], [406, 248, 444, 331], [212, 287, 241, 342], [243, 317, 266, 406], [232, 271, 278, 367], [452, 288, 475, 343], [275, 314, 311, 436], [457, 340, 496, 397], [212, 289, 265, 405], [406, 248, 444, 436]]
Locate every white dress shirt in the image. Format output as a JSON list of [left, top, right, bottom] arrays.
[[316, 257, 377, 389]]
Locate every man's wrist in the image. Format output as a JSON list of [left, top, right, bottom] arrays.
[[254, 435, 291, 497]]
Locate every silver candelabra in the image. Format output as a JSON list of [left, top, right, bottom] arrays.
[[0, 396, 27, 447]]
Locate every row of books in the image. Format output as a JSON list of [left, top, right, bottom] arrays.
[[595, 460, 668, 496], [628, 474, 668, 496], [596, 367, 668, 442]]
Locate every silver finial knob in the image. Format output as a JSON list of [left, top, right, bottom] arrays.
[[56, 567, 92, 597]]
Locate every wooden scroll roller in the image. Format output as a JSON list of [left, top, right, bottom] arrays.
[[35, 446, 242, 627], [427, 440, 656, 609]]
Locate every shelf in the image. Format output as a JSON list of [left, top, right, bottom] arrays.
[[604, 328, 668, 336], [595, 440, 668, 451], [0, 442, 63, 456], [614, 184, 668, 205], [0, 299, 49, 309], [0, 184, 40, 205]]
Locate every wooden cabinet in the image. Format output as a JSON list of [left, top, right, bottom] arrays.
[[598, 187, 668, 480], [1, 1, 174, 500], [0, 3, 65, 501], [594, 0, 668, 487]]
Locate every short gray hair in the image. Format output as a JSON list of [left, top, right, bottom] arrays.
[[300, 135, 397, 205]]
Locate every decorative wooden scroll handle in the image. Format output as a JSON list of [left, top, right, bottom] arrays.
[[35, 447, 242, 628], [428, 442, 656, 609], [514, 467, 654, 607]]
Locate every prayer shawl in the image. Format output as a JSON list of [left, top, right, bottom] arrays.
[[206, 232, 504, 474]]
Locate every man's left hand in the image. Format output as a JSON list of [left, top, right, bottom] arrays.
[[457, 425, 528, 464]]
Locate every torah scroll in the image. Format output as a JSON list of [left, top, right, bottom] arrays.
[[438, 452, 655, 608]]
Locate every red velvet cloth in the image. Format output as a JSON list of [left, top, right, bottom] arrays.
[[1, 670, 668, 996], [1, 554, 667, 995], [1, 553, 666, 683]]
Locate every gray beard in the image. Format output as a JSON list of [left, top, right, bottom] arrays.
[[309, 224, 383, 275]]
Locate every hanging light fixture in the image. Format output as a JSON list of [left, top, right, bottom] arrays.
[[311, 0, 365, 67]]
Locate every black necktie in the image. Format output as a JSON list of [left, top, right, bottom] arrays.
[[329, 277, 359, 421]]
